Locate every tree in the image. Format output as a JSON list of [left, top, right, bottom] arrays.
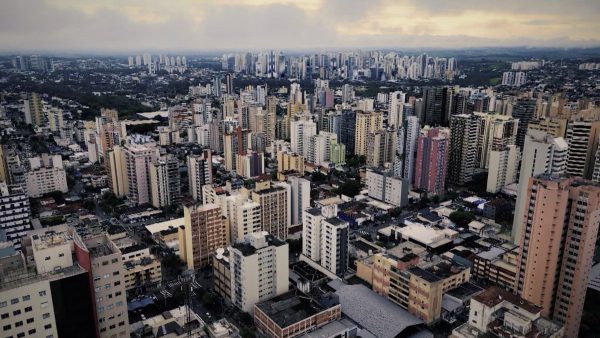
[[311, 171, 327, 183], [449, 210, 475, 228], [335, 179, 362, 197]]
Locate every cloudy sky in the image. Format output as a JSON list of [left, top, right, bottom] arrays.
[[1, 0, 599, 53]]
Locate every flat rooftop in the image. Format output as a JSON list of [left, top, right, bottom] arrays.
[[256, 291, 328, 329]]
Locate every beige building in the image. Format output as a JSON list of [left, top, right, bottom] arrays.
[[251, 181, 291, 240], [106, 145, 127, 197], [181, 203, 229, 269], [277, 151, 304, 174], [122, 135, 159, 205], [25, 154, 68, 198], [119, 244, 162, 293], [516, 176, 600, 337], [354, 110, 383, 156]]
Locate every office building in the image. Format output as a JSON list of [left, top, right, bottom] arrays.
[[511, 130, 568, 243], [447, 114, 479, 186], [515, 176, 600, 337], [251, 181, 291, 240], [413, 127, 450, 195], [0, 183, 31, 249], [229, 232, 289, 313], [565, 118, 600, 179], [149, 155, 181, 208], [354, 111, 383, 156], [181, 203, 229, 269], [25, 154, 68, 198], [366, 169, 409, 207], [187, 150, 213, 202]]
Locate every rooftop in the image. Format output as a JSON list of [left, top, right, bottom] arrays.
[[255, 290, 330, 329], [409, 262, 466, 283], [473, 286, 540, 314]]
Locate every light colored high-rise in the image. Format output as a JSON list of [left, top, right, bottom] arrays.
[[251, 181, 291, 240], [354, 110, 383, 156], [265, 96, 277, 146], [122, 135, 159, 205], [224, 128, 251, 172], [388, 91, 406, 128], [23, 92, 44, 126], [474, 113, 519, 169], [276, 151, 304, 174], [106, 145, 127, 197], [366, 168, 409, 207], [149, 155, 181, 208], [515, 176, 600, 337], [486, 144, 520, 193], [306, 131, 337, 165], [229, 232, 289, 313], [395, 116, 419, 183], [366, 129, 397, 168], [290, 117, 317, 157], [447, 114, 479, 186], [25, 154, 68, 197], [187, 150, 213, 201], [288, 176, 310, 226], [565, 118, 600, 179], [181, 203, 229, 269], [47, 108, 64, 132], [511, 130, 568, 243]]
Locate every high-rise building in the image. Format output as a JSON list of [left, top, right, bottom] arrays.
[[515, 176, 600, 337], [106, 145, 127, 197], [228, 232, 289, 313], [413, 127, 450, 195], [122, 136, 159, 205], [181, 203, 229, 269], [290, 117, 317, 157], [23, 92, 44, 127], [225, 73, 234, 94], [421, 87, 447, 126], [354, 111, 383, 156], [565, 118, 600, 179], [47, 108, 64, 132], [339, 110, 356, 153], [447, 114, 479, 186], [224, 128, 251, 172], [276, 151, 304, 174], [593, 145, 600, 183], [511, 130, 568, 243], [396, 116, 420, 183], [474, 113, 519, 169], [320, 217, 349, 277], [306, 132, 338, 165], [388, 91, 406, 128], [187, 150, 213, 202], [236, 151, 265, 178], [0, 183, 31, 249], [73, 232, 131, 338], [149, 155, 181, 208], [487, 144, 520, 193], [265, 96, 277, 146], [25, 154, 68, 197], [366, 169, 409, 207], [288, 176, 310, 226], [366, 129, 397, 168], [251, 181, 290, 240], [511, 99, 536, 150]]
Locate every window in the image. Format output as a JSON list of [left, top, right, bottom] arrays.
[[15, 321, 23, 327], [1, 313, 8, 319], [42, 313, 50, 319], [58, 253, 64, 257], [26, 318, 34, 324], [104, 284, 111, 290], [28, 329, 36, 335], [13, 310, 21, 316], [0, 301, 6, 308], [21, 295, 30, 302], [45, 256, 50, 261], [24, 307, 32, 313], [3, 324, 11, 331], [113, 271, 120, 276], [11, 298, 19, 305], [38, 291, 47, 297], [44, 324, 52, 330], [17, 333, 25, 338]]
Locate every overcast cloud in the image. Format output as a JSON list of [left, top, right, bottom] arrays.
[[1, 0, 599, 53]]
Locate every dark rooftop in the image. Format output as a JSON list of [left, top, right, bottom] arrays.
[[473, 286, 540, 314], [255, 290, 329, 329], [409, 262, 465, 283], [231, 233, 286, 257], [324, 217, 346, 226], [121, 243, 148, 255]]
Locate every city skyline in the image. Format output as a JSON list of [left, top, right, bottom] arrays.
[[1, 0, 600, 53]]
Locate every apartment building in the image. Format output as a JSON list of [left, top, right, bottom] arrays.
[[187, 150, 213, 202], [251, 181, 290, 240], [25, 154, 67, 198], [0, 183, 31, 249], [181, 203, 229, 269]]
